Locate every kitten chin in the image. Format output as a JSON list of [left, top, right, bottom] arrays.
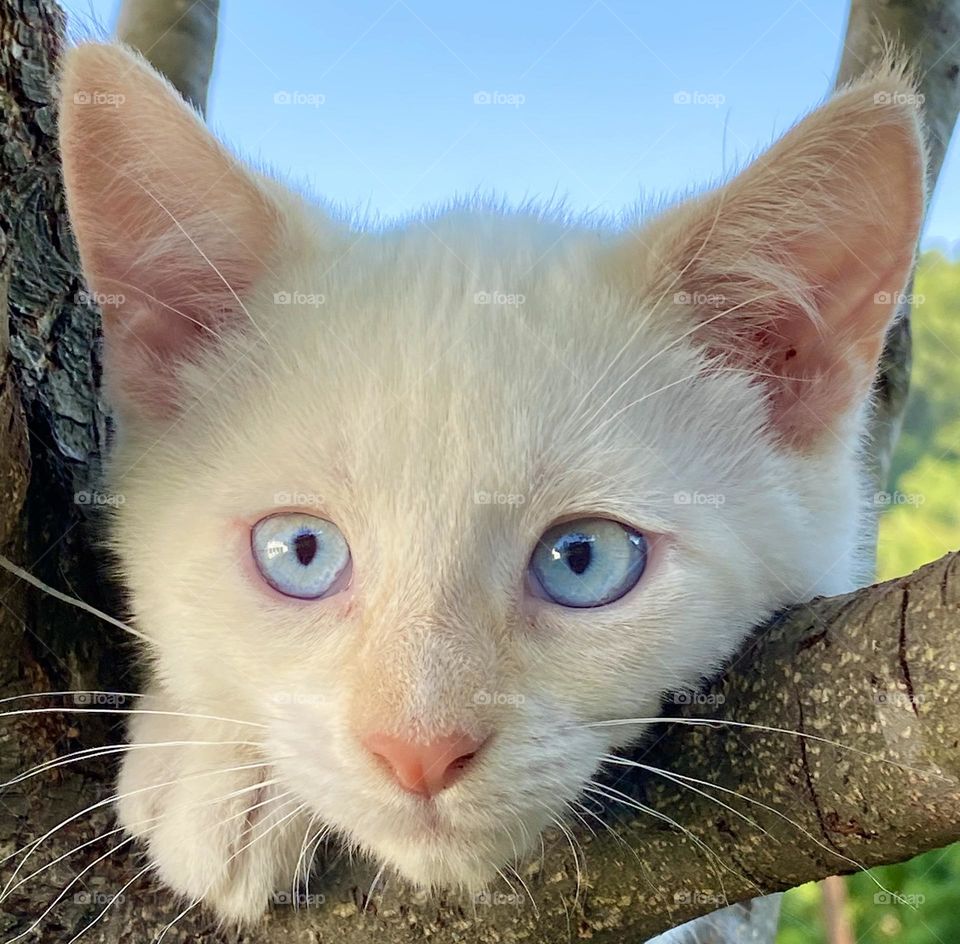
[[266, 703, 616, 893]]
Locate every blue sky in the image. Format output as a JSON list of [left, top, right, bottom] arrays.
[[67, 0, 958, 252]]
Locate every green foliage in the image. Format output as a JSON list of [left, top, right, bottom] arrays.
[[879, 250, 960, 581], [777, 251, 960, 942]]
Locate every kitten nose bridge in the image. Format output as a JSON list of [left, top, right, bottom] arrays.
[[351, 613, 498, 731], [362, 731, 488, 797]]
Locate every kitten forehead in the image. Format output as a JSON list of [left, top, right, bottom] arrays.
[[117, 208, 784, 564]]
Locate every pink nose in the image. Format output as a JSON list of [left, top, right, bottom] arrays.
[[362, 731, 487, 797]]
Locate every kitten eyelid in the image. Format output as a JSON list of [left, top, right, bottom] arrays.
[[245, 503, 336, 525], [526, 513, 661, 557]]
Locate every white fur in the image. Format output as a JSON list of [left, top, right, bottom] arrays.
[[58, 43, 923, 926], [109, 204, 868, 919]]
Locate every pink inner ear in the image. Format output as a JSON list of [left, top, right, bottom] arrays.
[[738, 322, 862, 450], [699, 285, 884, 451], [88, 207, 268, 418], [90, 218, 265, 416], [102, 300, 223, 416], [656, 81, 925, 452], [59, 43, 279, 420]]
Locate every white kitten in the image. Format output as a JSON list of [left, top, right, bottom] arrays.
[[58, 43, 923, 923]]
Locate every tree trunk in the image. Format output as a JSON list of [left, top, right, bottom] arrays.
[[837, 0, 960, 532], [115, 0, 219, 114], [1, 1, 959, 942]]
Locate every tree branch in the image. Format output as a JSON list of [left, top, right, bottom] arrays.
[[1, 2, 959, 942], [836, 0, 960, 504], [115, 0, 219, 115]]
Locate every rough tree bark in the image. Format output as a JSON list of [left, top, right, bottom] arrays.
[[0, 1, 958, 943]]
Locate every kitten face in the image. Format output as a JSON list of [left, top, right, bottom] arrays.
[[59, 44, 923, 916], [107, 219, 847, 887]]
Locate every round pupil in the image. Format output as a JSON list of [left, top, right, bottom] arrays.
[[293, 531, 318, 566], [561, 535, 593, 575]]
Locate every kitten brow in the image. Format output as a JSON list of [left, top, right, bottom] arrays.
[[567, 190, 731, 423], [589, 363, 814, 436], [575, 290, 781, 437]]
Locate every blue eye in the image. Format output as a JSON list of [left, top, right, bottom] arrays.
[[529, 518, 647, 608], [251, 513, 350, 599]]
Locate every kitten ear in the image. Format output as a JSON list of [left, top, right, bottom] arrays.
[[59, 43, 281, 418], [616, 68, 925, 450]]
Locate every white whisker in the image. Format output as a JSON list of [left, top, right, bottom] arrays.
[[3, 777, 285, 903], [1, 759, 281, 892], [584, 780, 744, 898], [0, 707, 267, 728], [578, 716, 951, 782], [0, 691, 143, 706], [2, 739, 263, 791], [0, 555, 149, 642], [65, 860, 154, 944], [363, 863, 387, 913], [608, 755, 894, 894], [1, 834, 139, 944], [153, 896, 202, 943]]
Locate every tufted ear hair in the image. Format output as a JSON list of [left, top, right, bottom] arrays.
[[59, 42, 283, 419], [611, 66, 925, 450]]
